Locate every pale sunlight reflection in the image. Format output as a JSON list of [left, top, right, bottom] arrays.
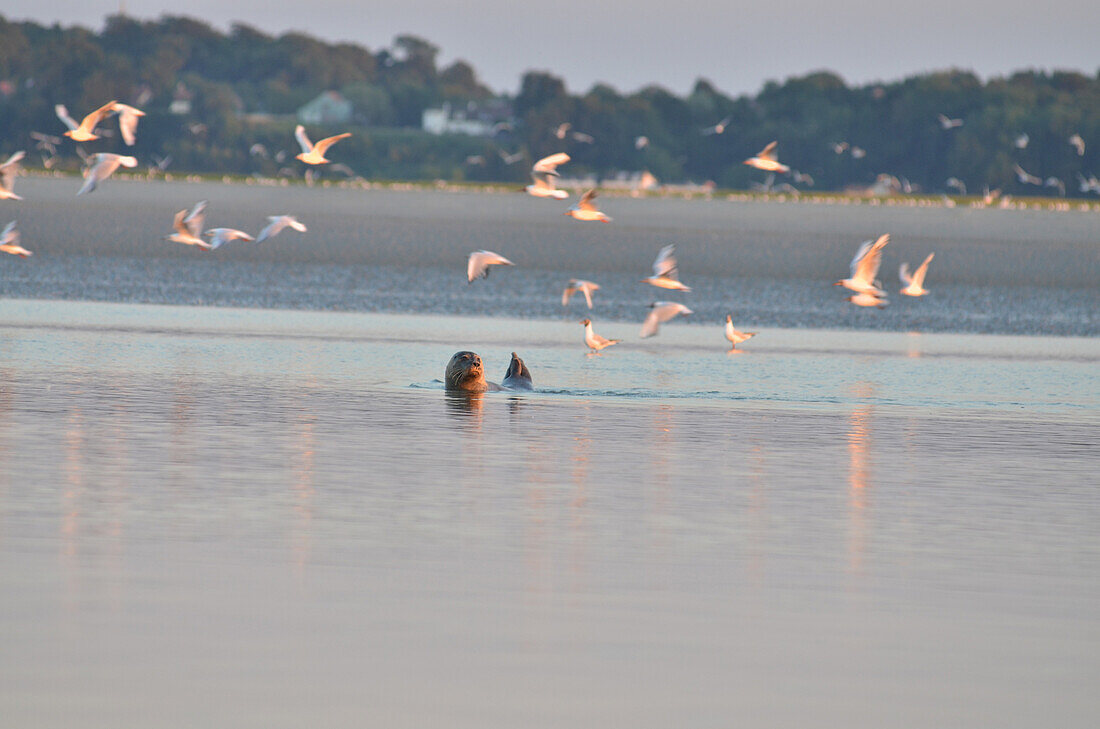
[[648, 404, 675, 557], [523, 433, 553, 601], [567, 404, 593, 596], [847, 381, 876, 575], [169, 376, 197, 490], [745, 441, 769, 586], [0, 371, 13, 511], [291, 409, 317, 574], [62, 405, 85, 611], [906, 331, 925, 359]]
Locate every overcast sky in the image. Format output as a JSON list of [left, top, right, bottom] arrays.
[[6, 1, 1099, 96]]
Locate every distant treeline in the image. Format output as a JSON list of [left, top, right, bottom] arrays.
[[0, 13, 1098, 195]]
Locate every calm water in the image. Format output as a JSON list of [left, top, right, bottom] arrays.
[[1, 181, 1098, 727]]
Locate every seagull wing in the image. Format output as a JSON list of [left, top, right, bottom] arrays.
[[0, 151, 24, 193], [581, 282, 594, 309], [758, 141, 778, 161], [640, 307, 662, 338], [561, 283, 575, 307], [171, 208, 189, 236], [853, 234, 889, 283], [81, 100, 119, 133], [78, 154, 121, 195], [312, 133, 351, 157], [898, 262, 913, 286], [578, 189, 597, 211], [256, 218, 284, 243], [55, 104, 79, 131], [294, 125, 314, 154], [114, 103, 145, 146], [1, 221, 16, 244], [911, 252, 935, 288], [532, 153, 570, 174], [183, 200, 207, 237], [652, 245, 678, 278]]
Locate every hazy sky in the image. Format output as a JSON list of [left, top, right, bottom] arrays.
[[6, 1, 1099, 96]]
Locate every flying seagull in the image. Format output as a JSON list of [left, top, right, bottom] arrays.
[[899, 252, 935, 297], [744, 141, 790, 173], [0, 151, 25, 201], [1069, 134, 1085, 156], [562, 279, 600, 309], [467, 250, 514, 282], [834, 234, 890, 296], [1013, 164, 1042, 186], [256, 215, 307, 243], [526, 153, 570, 199], [566, 189, 612, 222], [702, 116, 732, 135], [56, 100, 118, 142], [165, 200, 210, 250], [294, 125, 351, 165], [204, 228, 255, 250], [937, 113, 963, 130], [0, 220, 31, 257], [642, 244, 691, 291], [77, 153, 137, 195], [113, 103, 146, 146], [640, 302, 693, 338]]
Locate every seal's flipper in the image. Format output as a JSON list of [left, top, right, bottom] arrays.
[[501, 351, 533, 390]]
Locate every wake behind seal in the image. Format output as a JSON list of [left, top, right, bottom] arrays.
[[445, 351, 533, 392]]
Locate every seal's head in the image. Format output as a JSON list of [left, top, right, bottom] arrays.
[[445, 351, 488, 392]]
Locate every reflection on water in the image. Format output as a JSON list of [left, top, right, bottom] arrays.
[[1, 306, 1098, 728], [847, 381, 875, 574]]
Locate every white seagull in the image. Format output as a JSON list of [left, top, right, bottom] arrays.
[[56, 100, 118, 142], [566, 189, 612, 222], [77, 153, 137, 195], [1013, 164, 1042, 186], [113, 103, 146, 146], [294, 125, 351, 165], [937, 113, 963, 130], [0, 151, 25, 201], [165, 200, 210, 250], [640, 301, 693, 338], [467, 250, 514, 282], [1069, 134, 1085, 156], [945, 177, 966, 195], [899, 252, 935, 297], [562, 279, 600, 309], [642, 244, 691, 291], [834, 234, 890, 296], [0, 220, 31, 257], [526, 152, 570, 198], [204, 228, 255, 250], [702, 116, 732, 135], [743, 141, 790, 173], [256, 215, 307, 243], [725, 314, 756, 350], [581, 318, 619, 353]]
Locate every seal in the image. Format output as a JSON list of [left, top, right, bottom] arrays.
[[445, 351, 534, 392], [445, 351, 494, 392], [501, 352, 533, 390]]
